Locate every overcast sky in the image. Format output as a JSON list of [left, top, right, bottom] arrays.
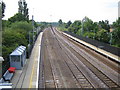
[[2, 0, 120, 23]]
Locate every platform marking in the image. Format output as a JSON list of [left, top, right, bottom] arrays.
[[29, 32, 43, 89], [36, 32, 43, 88]]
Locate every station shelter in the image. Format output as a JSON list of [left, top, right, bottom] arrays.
[[9, 46, 26, 70]]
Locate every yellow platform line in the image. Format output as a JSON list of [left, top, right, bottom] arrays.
[[29, 56, 36, 89]]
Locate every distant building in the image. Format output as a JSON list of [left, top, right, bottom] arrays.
[[118, 1, 120, 18]]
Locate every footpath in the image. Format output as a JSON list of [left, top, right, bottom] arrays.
[[11, 32, 43, 89]]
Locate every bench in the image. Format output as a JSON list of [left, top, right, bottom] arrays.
[[3, 70, 14, 82], [2, 67, 16, 82], [0, 78, 9, 83]]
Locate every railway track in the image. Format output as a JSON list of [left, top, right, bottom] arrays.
[[54, 27, 120, 88], [62, 32, 120, 74], [39, 27, 120, 89]]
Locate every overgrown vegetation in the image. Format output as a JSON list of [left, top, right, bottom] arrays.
[[1, 1, 46, 72], [2, 20, 33, 60], [58, 17, 120, 48]]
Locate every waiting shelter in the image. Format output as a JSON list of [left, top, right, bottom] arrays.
[[9, 45, 26, 70]]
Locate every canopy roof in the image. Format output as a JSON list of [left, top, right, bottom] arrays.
[[10, 45, 26, 56]]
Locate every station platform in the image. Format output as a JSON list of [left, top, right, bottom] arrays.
[[61, 31, 120, 63], [11, 32, 43, 88]]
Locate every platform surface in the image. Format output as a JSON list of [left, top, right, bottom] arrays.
[[11, 32, 43, 89]]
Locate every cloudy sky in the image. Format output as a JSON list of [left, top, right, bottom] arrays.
[[2, 0, 120, 23]]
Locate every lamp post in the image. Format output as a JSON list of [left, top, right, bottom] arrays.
[[81, 19, 84, 36], [110, 32, 112, 45], [81, 17, 86, 36]]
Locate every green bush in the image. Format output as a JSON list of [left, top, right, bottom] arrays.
[[10, 21, 32, 32], [2, 29, 27, 60], [2, 21, 33, 60]]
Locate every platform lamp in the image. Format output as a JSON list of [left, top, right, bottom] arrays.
[[0, 0, 4, 78], [81, 17, 86, 36]]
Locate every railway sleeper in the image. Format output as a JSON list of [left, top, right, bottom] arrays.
[[107, 83, 118, 87]]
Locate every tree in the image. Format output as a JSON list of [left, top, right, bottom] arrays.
[[2, 21, 33, 60], [96, 29, 109, 43], [113, 17, 120, 28], [82, 17, 94, 32], [112, 29, 120, 47], [65, 20, 72, 28], [58, 19, 63, 26], [99, 20, 110, 31], [68, 20, 81, 34], [18, 0, 29, 19], [10, 21, 32, 31], [2, 20, 11, 30], [93, 22, 99, 33], [2, 29, 27, 60], [8, 13, 29, 23], [112, 17, 120, 47], [2, 1, 6, 18]]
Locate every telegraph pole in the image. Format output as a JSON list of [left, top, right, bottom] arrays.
[[0, 0, 2, 56], [32, 15, 34, 43], [0, 0, 4, 78]]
